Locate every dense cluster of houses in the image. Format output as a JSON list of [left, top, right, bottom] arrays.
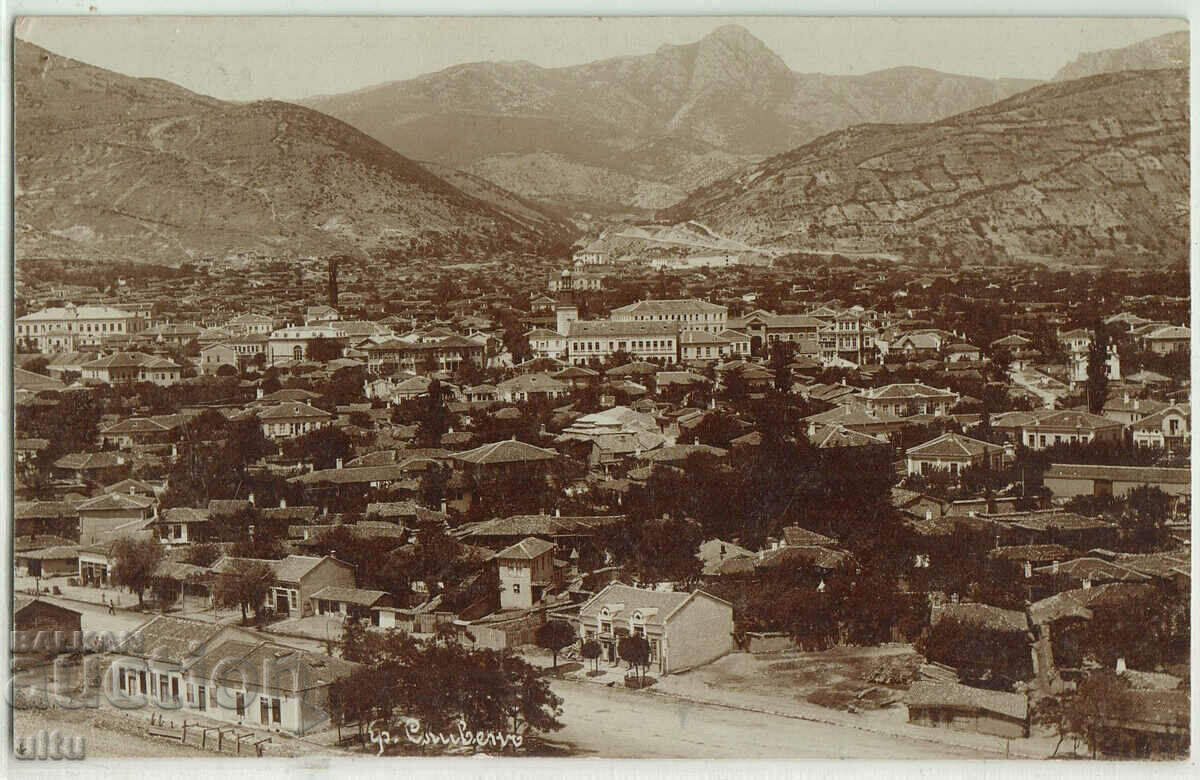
[[11, 255, 1191, 755]]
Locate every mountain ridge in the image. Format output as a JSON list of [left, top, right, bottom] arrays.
[[657, 68, 1189, 266], [14, 39, 577, 266], [300, 24, 1044, 218]]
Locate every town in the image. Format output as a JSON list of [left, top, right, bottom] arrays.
[[12, 246, 1191, 759]]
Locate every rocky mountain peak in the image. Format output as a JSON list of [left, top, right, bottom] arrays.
[[686, 23, 792, 92]]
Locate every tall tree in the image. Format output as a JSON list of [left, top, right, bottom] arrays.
[[769, 340, 795, 394], [109, 537, 165, 608], [1086, 321, 1111, 414], [535, 620, 577, 669], [213, 560, 275, 623]]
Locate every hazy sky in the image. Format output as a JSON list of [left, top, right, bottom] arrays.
[[15, 16, 1189, 102]]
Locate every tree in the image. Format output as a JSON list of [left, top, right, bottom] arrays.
[[618, 634, 651, 684], [307, 337, 344, 363], [1121, 485, 1172, 551], [1072, 670, 1136, 759], [536, 620, 577, 670], [769, 340, 795, 394], [581, 639, 602, 674], [150, 575, 180, 612], [183, 542, 223, 568], [1032, 693, 1078, 758], [109, 537, 165, 608], [1086, 321, 1111, 414], [282, 425, 353, 471], [213, 560, 274, 623], [415, 378, 452, 447], [628, 515, 703, 588]]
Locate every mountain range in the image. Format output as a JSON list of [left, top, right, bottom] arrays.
[[13, 26, 1191, 268], [302, 24, 1043, 217], [658, 68, 1189, 265], [13, 39, 576, 266], [1053, 31, 1188, 81]]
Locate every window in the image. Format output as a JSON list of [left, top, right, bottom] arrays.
[[118, 668, 126, 689], [512, 583, 520, 594], [198, 685, 207, 711], [272, 698, 281, 724], [236, 692, 245, 717], [139, 671, 147, 694]]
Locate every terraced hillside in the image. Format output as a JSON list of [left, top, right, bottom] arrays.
[[659, 69, 1189, 266]]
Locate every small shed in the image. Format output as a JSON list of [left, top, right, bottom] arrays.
[[905, 681, 1029, 739]]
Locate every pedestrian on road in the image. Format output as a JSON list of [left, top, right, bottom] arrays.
[[108, 601, 116, 615]]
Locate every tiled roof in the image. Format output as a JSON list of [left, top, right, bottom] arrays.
[[931, 602, 1027, 633], [14, 501, 75, 520], [987, 544, 1072, 562], [579, 583, 692, 626], [212, 553, 341, 582], [76, 492, 155, 512], [809, 424, 887, 448], [611, 298, 726, 315], [496, 537, 556, 560], [905, 681, 1027, 721], [781, 527, 838, 547], [115, 615, 242, 664], [54, 451, 127, 470], [1043, 463, 1190, 485], [906, 432, 1003, 459], [862, 383, 956, 400], [1032, 557, 1149, 583], [309, 586, 390, 607], [1027, 410, 1122, 431], [256, 402, 332, 421], [453, 439, 559, 465], [568, 320, 678, 338]]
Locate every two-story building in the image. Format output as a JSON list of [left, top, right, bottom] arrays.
[[253, 402, 334, 439], [861, 383, 959, 418], [679, 329, 751, 362], [577, 583, 734, 675], [80, 352, 183, 386], [266, 326, 349, 366], [1131, 404, 1190, 450], [1020, 410, 1124, 450], [75, 492, 157, 545], [497, 537, 565, 610], [16, 303, 144, 352], [905, 432, 1006, 477], [526, 328, 568, 361], [567, 320, 679, 365]]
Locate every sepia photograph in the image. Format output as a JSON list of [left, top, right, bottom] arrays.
[[6, 12, 1192, 765]]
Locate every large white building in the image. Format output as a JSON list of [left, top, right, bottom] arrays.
[[266, 326, 349, 366], [610, 299, 728, 334], [567, 320, 679, 365], [16, 303, 144, 352]]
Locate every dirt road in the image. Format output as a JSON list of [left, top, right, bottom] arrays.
[[545, 680, 998, 759]]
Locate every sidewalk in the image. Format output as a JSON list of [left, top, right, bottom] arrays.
[[16, 574, 243, 624]]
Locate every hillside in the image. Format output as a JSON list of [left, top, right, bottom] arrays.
[[1053, 31, 1188, 81], [658, 69, 1189, 266], [301, 24, 1040, 217], [13, 40, 577, 266]]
